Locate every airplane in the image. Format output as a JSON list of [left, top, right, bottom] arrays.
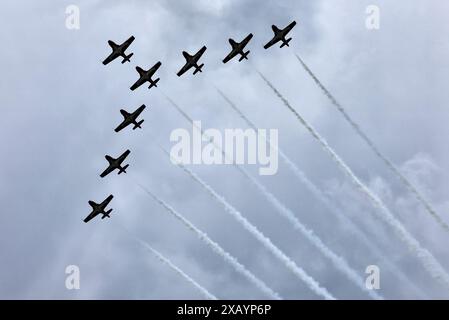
[[263, 21, 297, 49], [84, 195, 114, 223], [115, 104, 146, 132], [100, 149, 131, 178], [130, 61, 162, 91], [102, 36, 135, 65], [177, 46, 207, 77], [223, 33, 254, 63]]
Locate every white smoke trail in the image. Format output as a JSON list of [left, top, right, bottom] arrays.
[[118, 224, 217, 300], [135, 182, 282, 300], [258, 71, 449, 289], [295, 53, 449, 232], [164, 94, 379, 298], [163, 93, 195, 124], [160, 148, 335, 299], [241, 168, 383, 299], [216, 88, 427, 298]]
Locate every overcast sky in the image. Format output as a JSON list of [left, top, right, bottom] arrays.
[[1, 0, 448, 299]]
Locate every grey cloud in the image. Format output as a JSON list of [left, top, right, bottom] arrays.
[[0, 0, 448, 299]]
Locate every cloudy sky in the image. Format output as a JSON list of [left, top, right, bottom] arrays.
[[1, 0, 448, 299]]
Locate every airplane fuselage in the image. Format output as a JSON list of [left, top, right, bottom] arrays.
[[85, 195, 114, 222], [90, 202, 104, 214], [108, 158, 120, 168], [117, 44, 127, 54], [105, 155, 126, 172], [177, 46, 207, 76], [131, 63, 161, 90], [109, 43, 124, 56]]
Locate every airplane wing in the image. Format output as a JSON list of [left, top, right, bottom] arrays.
[[148, 62, 162, 76], [100, 164, 116, 178], [133, 104, 146, 117], [239, 34, 254, 50], [122, 36, 135, 50], [102, 52, 119, 65], [114, 118, 131, 132], [130, 66, 148, 90], [196, 46, 207, 59], [103, 194, 114, 205], [176, 63, 191, 77], [222, 50, 238, 64], [283, 21, 297, 35], [117, 150, 131, 163], [130, 78, 144, 91], [263, 37, 279, 50], [83, 209, 99, 223]]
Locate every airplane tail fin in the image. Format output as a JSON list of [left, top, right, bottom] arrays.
[[102, 209, 113, 219], [122, 52, 133, 64], [193, 64, 204, 75], [148, 78, 160, 89], [133, 120, 144, 130], [239, 51, 250, 61], [118, 164, 129, 175], [136, 66, 146, 76], [280, 38, 292, 48]]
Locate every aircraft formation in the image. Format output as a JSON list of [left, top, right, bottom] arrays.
[[84, 21, 297, 223]]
